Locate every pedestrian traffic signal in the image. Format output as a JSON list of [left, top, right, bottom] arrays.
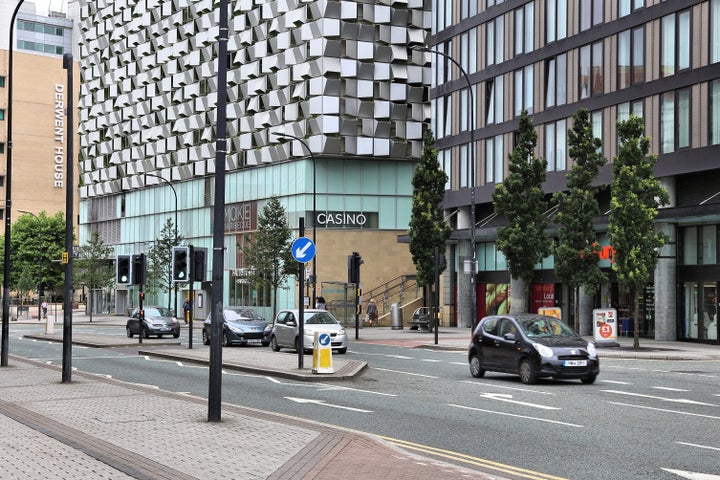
[[132, 253, 146, 285], [172, 246, 190, 282], [116, 254, 131, 285]]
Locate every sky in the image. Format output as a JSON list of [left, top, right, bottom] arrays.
[[32, 0, 66, 16]]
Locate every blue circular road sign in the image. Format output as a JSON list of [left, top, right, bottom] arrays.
[[291, 237, 316, 263]]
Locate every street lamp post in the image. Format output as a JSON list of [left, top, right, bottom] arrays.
[[145, 173, 179, 317], [2, 0, 28, 367], [273, 132, 317, 308], [411, 44, 477, 330], [17, 210, 43, 322]]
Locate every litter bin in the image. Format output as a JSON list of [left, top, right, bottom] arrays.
[[391, 302, 403, 330]]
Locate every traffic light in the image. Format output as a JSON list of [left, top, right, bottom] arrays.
[[116, 254, 131, 285], [347, 251, 363, 284], [132, 254, 146, 285], [172, 246, 190, 282], [192, 247, 207, 282]]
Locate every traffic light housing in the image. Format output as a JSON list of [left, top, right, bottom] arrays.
[[172, 246, 190, 282], [132, 253, 146, 285], [192, 247, 207, 282], [347, 251, 363, 285], [116, 254, 131, 285]]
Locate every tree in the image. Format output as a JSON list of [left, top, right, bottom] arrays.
[[553, 109, 608, 331], [493, 111, 551, 312], [74, 229, 115, 322], [1, 212, 66, 316], [146, 218, 184, 313], [609, 115, 669, 348], [409, 130, 450, 288], [242, 196, 296, 319]]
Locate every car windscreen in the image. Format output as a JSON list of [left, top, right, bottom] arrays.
[[520, 317, 576, 337], [144, 308, 170, 317], [303, 312, 338, 325]]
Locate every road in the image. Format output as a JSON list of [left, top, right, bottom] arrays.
[[8, 323, 720, 480]]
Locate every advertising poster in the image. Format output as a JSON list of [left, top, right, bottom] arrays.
[[593, 308, 619, 345]]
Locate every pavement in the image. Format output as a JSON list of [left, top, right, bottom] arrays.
[[2, 311, 720, 480]]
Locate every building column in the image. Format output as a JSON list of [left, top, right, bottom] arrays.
[[457, 207, 473, 328], [655, 222, 677, 341], [579, 286, 594, 336]]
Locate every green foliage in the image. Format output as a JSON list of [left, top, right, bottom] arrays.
[[147, 218, 184, 310], [242, 196, 296, 318], [553, 109, 607, 291], [1, 212, 66, 297], [74, 229, 115, 320], [409, 130, 450, 287], [609, 115, 669, 289], [493, 111, 551, 283]]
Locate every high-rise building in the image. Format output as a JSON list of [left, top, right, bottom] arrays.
[[433, 0, 720, 344], [75, 0, 431, 317]]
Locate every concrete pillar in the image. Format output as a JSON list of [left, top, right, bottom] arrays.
[[579, 285, 594, 335], [654, 222, 677, 341], [509, 277, 527, 313]]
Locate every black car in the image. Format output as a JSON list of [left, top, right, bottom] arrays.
[[202, 307, 271, 347], [126, 307, 181, 339], [468, 314, 599, 384]]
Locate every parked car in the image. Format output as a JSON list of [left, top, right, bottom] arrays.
[[468, 314, 599, 384], [126, 307, 180, 339], [202, 307, 271, 347], [271, 309, 348, 354]]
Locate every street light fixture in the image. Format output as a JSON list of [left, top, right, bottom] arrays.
[[411, 44, 477, 330], [145, 173, 179, 317], [17, 210, 44, 322], [273, 132, 317, 308]]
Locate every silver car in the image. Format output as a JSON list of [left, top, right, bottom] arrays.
[[271, 309, 348, 354]]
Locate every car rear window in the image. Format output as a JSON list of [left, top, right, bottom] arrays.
[[305, 312, 338, 325]]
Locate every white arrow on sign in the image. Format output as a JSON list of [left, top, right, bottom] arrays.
[[662, 469, 720, 480], [478, 392, 560, 410], [295, 241, 312, 258], [285, 397, 372, 413]]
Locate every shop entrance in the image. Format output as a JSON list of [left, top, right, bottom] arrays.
[[680, 282, 718, 341]]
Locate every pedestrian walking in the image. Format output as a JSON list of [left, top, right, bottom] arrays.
[[367, 298, 378, 326], [41, 301, 48, 320]]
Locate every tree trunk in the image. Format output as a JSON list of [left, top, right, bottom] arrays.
[[573, 286, 580, 333], [632, 286, 641, 349], [509, 277, 528, 313], [89, 288, 93, 322]]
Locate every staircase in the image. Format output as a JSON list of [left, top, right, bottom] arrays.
[[364, 275, 423, 327]]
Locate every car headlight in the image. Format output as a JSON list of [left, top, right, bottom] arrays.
[[337, 328, 346, 336], [227, 324, 244, 333], [264, 324, 272, 332], [532, 342, 554, 358], [587, 342, 597, 358]]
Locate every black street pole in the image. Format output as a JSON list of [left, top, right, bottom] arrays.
[[298, 218, 305, 370], [208, 0, 229, 423], [2, 0, 27, 368], [62, 53, 74, 382], [274, 133, 316, 308], [412, 45, 476, 330]]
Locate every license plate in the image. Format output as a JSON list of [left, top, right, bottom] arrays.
[[563, 360, 587, 367], [246, 339, 261, 343]]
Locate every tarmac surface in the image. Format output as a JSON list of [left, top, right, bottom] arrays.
[[2, 310, 719, 479]]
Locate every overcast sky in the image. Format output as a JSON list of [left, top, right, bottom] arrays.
[[32, 0, 66, 16]]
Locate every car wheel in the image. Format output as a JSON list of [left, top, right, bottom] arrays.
[[202, 330, 210, 346], [581, 375, 597, 385], [173, 332, 180, 339], [261, 340, 270, 347], [519, 359, 537, 385], [126, 326, 133, 338], [143, 328, 150, 339], [158, 335, 163, 339], [223, 332, 231, 347], [469, 354, 485, 378], [337, 348, 347, 354], [270, 335, 280, 352]]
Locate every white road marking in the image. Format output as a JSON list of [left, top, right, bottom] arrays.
[[420, 358, 442, 363], [450, 362, 467, 366], [285, 397, 372, 413], [608, 402, 720, 420], [448, 403, 583, 428], [675, 442, 720, 452], [600, 390, 718, 406], [372, 367, 438, 378], [652, 386, 691, 392], [600, 380, 633, 385], [461, 380, 555, 395], [662, 468, 720, 479], [478, 392, 560, 410]]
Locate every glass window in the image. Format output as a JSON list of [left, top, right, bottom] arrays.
[[0, 142, 5, 154], [580, 42, 603, 99], [661, 88, 691, 154], [545, 54, 567, 108], [487, 16, 505, 66], [661, 92, 675, 154], [592, 110, 603, 152], [580, 0, 602, 32], [515, 2, 534, 55], [486, 76, 504, 125], [702, 226, 717, 265], [713, 0, 720, 63], [546, 0, 567, 43], [683, 227, 698, 265], [617, 27, 644, 89], [0, 76, 5, 88], [619, 0, 643, 17], [711, 79, 720, 145], [514, 65, 533, 116], [661, 11, 691, 77], [485, 135, 504, 184], [469, 27, 478, 74], [0, 109, 5, 121], [545, 119, 567, 171]]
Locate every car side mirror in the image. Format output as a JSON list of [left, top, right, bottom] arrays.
[[503, 333, 516, 342], [286, 320, 296, 327]]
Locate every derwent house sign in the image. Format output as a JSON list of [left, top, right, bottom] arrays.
[[52, 84, 66, 188]]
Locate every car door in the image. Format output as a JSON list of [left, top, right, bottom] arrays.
[[478, 317, 502, 369], [493, 318, 521, 372], [274, 311, 292, 347]]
